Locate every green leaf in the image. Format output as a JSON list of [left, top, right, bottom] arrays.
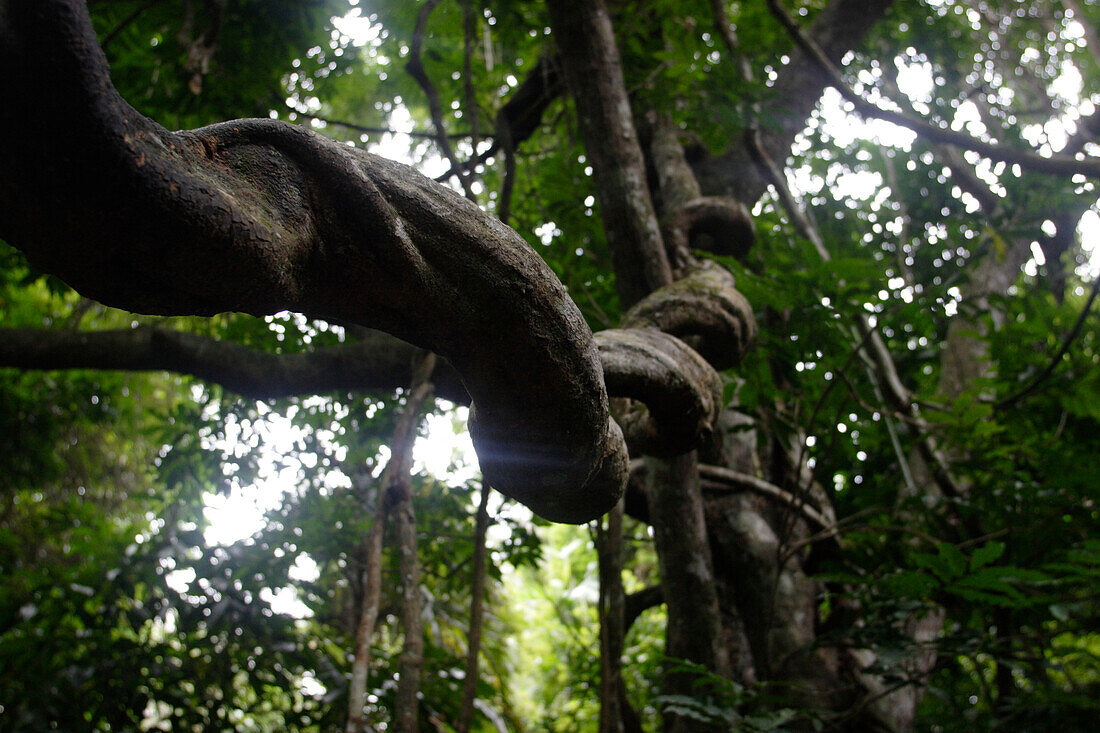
[[970, 540, 1006, 571]]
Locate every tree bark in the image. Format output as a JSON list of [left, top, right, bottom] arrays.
[[597, 499, 626, 733], [386, 353, 437, 733], [0, 0, 628, 525], [345, 352, 436, 733], [545, 0, 672, 309], [455, 486, 492, 733], [646, 452, 731, 732], [345, 473, 390, 733]]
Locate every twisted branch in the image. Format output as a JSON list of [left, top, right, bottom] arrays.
[[0, 0, 625, 523], [620, 261, 756, 371]]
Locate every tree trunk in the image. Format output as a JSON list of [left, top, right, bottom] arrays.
[[646, 453, 731, 732], [456, 486, 492, 733], [545, 0, 672, 309], [387, 353, 436, 733], [345, 472, 391, 733], [345, 352, 436, 732], [391, 480, 424, 733], [597, 499, 626, 733]]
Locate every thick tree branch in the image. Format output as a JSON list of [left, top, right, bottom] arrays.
[[0, 326, 469, 402], [0, 0, 626, 524], [1, 322, 727, 461], [623, 585, 663, 633], [648, 111, 754, 272], [597, 329, 721, 456], [496, 55, 563, 148], [645, 452, 732, 704], [434, 54, 563, 184], [1, 323, 736, 480], [620, 261, 755, 371]]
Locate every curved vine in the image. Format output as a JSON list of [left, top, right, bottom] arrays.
[[0, 0, 756, 523], [0, 0, 627, 523]]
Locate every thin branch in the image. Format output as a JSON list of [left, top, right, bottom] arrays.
[[745, 126, 828, 260], [405, 0, 475, 199], [434, 141, 499, 183], [462, 2, 481, 163], [346, 350, 431, 733], [388, 353, 436, 733], [496, 137, 515, 225], [576, 278, 614, 329], [346, 465, 390, 733], [100, 0, 160, 49], [834, 667, 937, 726], [596, 499, 625, 733], [880, 151, 915, 285], [295, 112, 482, 140], [493, 67, 516, 226], [793, 305, 882, 484], [623, 585, 663, 633], [840, 364, 919, 499], [766, 0, 1100, 179], [708, 0, 755, 85], [779, 505, 884, 558], [995, 272, 1100, 409], [698, 464, 834, 530]]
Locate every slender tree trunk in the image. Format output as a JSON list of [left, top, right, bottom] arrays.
[[392, 480, 425, 733], [345, 478, 391, 733], [345, 352, 436, 733], [597, 498, 626, 733], [388, 353, 437, 733], [456, 486, 492, 733]]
